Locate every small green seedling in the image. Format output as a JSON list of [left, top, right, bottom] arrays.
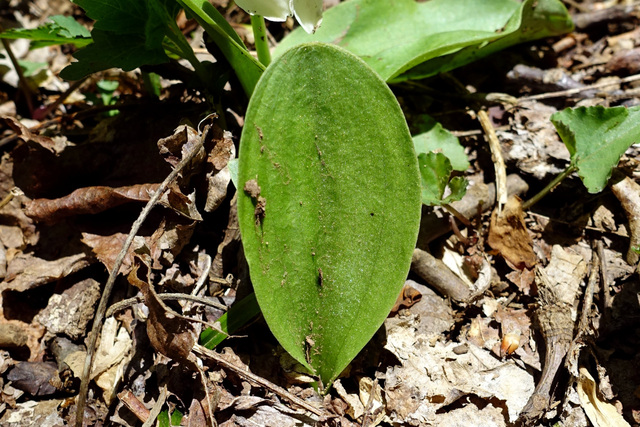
[[524, 105, 640, 209]]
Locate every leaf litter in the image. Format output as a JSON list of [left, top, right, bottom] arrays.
[[1, 0, 640, 426]]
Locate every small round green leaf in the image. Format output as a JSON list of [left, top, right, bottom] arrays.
[[237, 43, 421, 387], [551, 105, 640, 193]]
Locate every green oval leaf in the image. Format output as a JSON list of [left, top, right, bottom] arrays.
[[237, 43, 421, 387]]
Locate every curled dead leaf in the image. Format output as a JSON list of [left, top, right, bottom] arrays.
[[0, 116, 66, 153], [390, 282, 422, 314], [127, 256, 195, 362], [488, 196, 537, 269], [24, 183, 160, 223]]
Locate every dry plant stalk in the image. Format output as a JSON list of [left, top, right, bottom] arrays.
[[519, 267, 574, 420]]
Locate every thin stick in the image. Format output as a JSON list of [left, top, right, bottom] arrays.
[[192, 344, 324, 417], [596, 241, 613, 336], [478, 109, 507, 212], [577, 248, 599, 336], [0, 187, 22, 211], [106, 292, 227, 318], [516, 73, 640, 102], [74, 128, 206, 427], [442, 203, 472, 228], [141, 384, 167, 427], [37, 77, 88, 119]]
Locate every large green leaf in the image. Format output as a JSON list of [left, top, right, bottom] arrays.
[[274, 0, 572, 82], [551, 105, 640, 193], [237, 43, 421, 387]]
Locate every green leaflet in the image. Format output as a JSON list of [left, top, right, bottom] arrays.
[[0, 15, 91, 48], [413, 115, 469, 172], [274, 0, 572, 82], [551, 105, 640, 193], [418, 152, 468, 206], [237, 43, 421, 387]]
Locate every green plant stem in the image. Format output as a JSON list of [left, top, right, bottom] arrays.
[[442, 203, 471, 227], [0, 26, 35, 116], [162, 28, 211, 89], [177, 0, 264, 96], [250, 15, 271, 66], [522, 165, 576, 210]]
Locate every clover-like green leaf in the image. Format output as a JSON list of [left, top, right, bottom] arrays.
[[275, 0, 572, 82], [418, 152, 467, 206], [551, 105, 640, 193], [237, 43, 421, 387]]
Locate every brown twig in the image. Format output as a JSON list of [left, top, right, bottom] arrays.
[[577, 248, 600, 338], [596, 241, 611, 311], [516, 73, 640, 103], [106, 292, 227, 318], [74, 126, 207, 427], [478, 109, 507, 212], [36, 77, 88, 119], [141, 384, 167, 427], [519, 267, 575, 421], [192, 344, 324, 418], [411, 248, 473, 303], [596, 241, 613, 337]]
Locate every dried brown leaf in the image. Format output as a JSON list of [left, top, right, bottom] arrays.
[[82, 232, 136, 276], [211, 195, 241, 281], [158, 125, 205, 169], [185, 398, 207, 427], [488, 196, 537, 269], [159, 183, 202, 221], [505, 267, 535, 295], [1, 252, 90, 292], [0, 155, 37, 247], [390, 282, 422, 314], [83, 219, 195, 275], [0, 116, 62, 153], [24, 183, 160, 223], [208, 129, 234, 172], [0, 323, 29, 348], [128, 258, 195, 363]]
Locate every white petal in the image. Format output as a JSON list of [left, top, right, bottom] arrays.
[[291, 0, 323, 34], [235, 0, 291, 22]]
